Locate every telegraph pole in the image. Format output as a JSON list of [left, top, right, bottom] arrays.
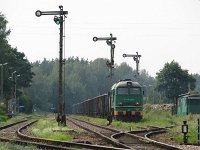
[[13, 74, 20, 114], [0, 63, 8, 101], [35, 6, 68, 126], [123, 52, 141, 78], [93, 34, 117, 125]]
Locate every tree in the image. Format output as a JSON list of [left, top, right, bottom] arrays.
[[156, 61, 196, 102], [0, 13, 10, 45], [194, 74, 200, 92], [28, 57, 157, 113], [0, 12, 34, 112]]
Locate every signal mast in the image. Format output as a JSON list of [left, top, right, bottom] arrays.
[[123, 52, 141, 79], [35, 6, 68, 126], [93, 34, 117, 125]]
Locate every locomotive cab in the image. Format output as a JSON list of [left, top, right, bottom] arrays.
[[111, 79, 143, 121]]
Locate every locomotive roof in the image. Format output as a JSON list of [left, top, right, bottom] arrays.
[[111, 79, 141, 90]]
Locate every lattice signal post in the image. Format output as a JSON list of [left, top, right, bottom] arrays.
[[123, 52, 141, 78], [93, 34, 117, 81], [93, 34, 117, 125], [35, 6, 68, 126]]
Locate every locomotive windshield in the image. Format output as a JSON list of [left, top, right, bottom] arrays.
[[130, 87, 141, 95], [117, 87, 141, 95], [117, 87, 128, 95]]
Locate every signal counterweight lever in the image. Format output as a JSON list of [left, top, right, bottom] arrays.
[[35, 6, 68, 126], [123, 52, 141, 78], [93, 34, 117, 125]]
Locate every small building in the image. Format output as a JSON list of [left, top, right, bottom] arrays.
[[177, 93, 200, 115]]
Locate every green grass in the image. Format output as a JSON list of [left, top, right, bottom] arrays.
[[169, 113, 200, 144], [31, 119, 73, 141], [0, 104, 7, 123], [0, 115, 32, 126], [0, 142, 36, 150], [0, 104, 30, 126], [74, 111, 177, 130], [74, 106, 200, 145]]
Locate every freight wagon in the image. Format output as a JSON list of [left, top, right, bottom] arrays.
[[72, 79, 144, 122], [72, 94, 109, 118]]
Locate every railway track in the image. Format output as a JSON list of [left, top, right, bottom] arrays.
[[67, 116, 131, 149], [0, 137, 78, 150], [0, 119, 28, 139], [0, 117, 125, 149], [113, 126, 183, 150], [68, 117, 183, 150], [0, 116, 184, 150], [17, 118, 126, 150]]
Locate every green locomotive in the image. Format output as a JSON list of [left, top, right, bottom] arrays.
[[72, 79, 144, 122], [110, 79, 144, 121]]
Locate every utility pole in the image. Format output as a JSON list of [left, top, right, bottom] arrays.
[[14, 74, 20, 113], [35, 6, 68, 126], [123, 52, 141, 78], [93, 34, 117, 125], [8, 71, 16, 116], [0, 63, 8, 102]]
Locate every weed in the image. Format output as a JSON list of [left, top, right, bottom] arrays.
[[31, 119, 73, 141], [75, 110, 200, 144], [0, 142, 36, 150], [188, 113, 194, 121]]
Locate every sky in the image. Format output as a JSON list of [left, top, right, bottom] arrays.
[[1, 0, 200, 77]]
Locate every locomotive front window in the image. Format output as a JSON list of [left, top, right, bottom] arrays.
[[117, 88, 128, 95], [130, 87, 141, 95]]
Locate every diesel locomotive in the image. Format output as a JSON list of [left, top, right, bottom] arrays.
[[72, 79, 144, 122]]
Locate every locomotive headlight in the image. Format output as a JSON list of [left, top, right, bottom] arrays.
[[127, 82, 132, 86], [118, 102, 123, 106], [135, 102, 140, 106]]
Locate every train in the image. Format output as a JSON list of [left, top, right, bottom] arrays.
[[72, 79, 144, 122]]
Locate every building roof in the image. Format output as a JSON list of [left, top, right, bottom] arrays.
[[178, 92, 200, 100]]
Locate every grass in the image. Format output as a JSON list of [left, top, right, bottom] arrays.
[[0, 104, 31, 126], [0, 114, 34, 127], [31, 119, 73, 141], [169, 113, 200, 144], [0, 104, 7, 124], [74, 105, 200, 145], [0, 142, 36, 150], [74, 111, 177, 130]]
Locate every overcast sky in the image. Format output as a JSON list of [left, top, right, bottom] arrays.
[[1, 0, 200, 77]]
